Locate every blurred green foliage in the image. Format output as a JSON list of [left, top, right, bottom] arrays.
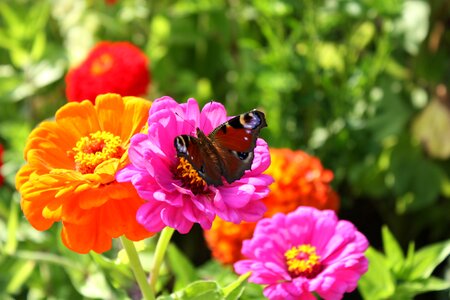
[[0, 0, 449, 299], [359, 226, 450, 299]]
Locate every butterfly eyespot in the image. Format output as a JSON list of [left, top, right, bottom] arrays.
[[241, 111, 261, 129]]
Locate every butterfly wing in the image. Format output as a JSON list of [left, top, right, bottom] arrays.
[[174, 134, 223, 186], [209, 110, 267, 184]]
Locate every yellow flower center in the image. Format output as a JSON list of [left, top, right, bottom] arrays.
[[90, 53, 114, 75], [284, 244, 322, 278], [73, 131, 124, 174], [173, 157, 208, 195]]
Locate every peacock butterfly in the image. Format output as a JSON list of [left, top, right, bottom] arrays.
[[174, 109, 267, 186]]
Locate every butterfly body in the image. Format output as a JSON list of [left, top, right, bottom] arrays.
[[174, 110, 267, 186]]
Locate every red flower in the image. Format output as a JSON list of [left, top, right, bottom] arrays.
[[65, 42, 150, 103]]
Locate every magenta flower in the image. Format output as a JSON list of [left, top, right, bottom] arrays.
[[116, 96, 272, 234], [234, 206, 369, 300]]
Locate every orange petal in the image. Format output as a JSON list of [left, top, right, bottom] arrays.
[[16, 164, 37, 190], [61, 211, 113, 254], [108, 182, 136, 200], [56, 100, 101, 140], [101, 195, 152, 240], [21, 199, 54, 231], [25, 121, 77, 167], [77, 187, 110, 210], [120, 96, 151, 142], [25, 137, 73, 169], [61, 195, 94, 225], [95, 94, 125, 136]]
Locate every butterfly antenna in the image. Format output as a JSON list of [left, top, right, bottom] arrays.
[[174, 111, 196, 134]]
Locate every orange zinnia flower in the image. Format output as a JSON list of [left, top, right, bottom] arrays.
[[16, 94, 153, 254], [204, 148, 340, 264]]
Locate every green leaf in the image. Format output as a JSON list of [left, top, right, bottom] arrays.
[[399, 242, 416, 279], [158, 281, 223, 300], [223, 272, 250, 300], [408, 239, 450, 280], [28, 1, 50, 35], [55, 241, 113, 299], [90, 252, 133, 287], [65, 264, 113, 299], [366, 92, 412, 142], [381, 226, 404, 272], [349, 22, 375, 52], [6, 260, 35, 294], [167, 243, 200, 291], [31, 31, 46, 61], [5, 194, 19, 254], [396, 277, 450, 297], [0, 3, 22, 35], [358, 247, 395, 300], [365, 0, 403, 15], [390, 139, 442, 213]]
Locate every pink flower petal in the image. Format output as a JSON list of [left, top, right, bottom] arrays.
[[234, 207, 369, 300], [118, 97, 271, 235], [161, 206, 193, 233], [199, 101, 227, 134], [136, 201, 167, 232]]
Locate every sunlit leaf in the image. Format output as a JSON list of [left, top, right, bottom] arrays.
[[223, 272, 249, 300], [382, 226, 404, 273], [5, 194, 19, 254], [396, 277, 450, 297], [409, 239, 450, 280], [358, 247, 396, 300], [158, 281, 223, 300], [6, 260, 35, 294]]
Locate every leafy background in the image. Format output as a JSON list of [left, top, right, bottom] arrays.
[[0, 0, 449, 299]]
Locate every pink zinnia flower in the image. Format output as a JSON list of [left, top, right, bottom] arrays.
[[116, 97, 272, 234], [234, 206, 369, 300]]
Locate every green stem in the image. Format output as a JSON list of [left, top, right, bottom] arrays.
[[149, 226, 175, 291], [120, 236, 155, 300]]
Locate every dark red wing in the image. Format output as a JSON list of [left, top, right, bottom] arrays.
[[209, 110, 266, 184], [210, 110, 267, 151], [174, 134, 223, 186], [214, 147, 255, 184]]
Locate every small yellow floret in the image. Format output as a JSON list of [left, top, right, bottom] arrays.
[[73, 131, 123, 174]]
